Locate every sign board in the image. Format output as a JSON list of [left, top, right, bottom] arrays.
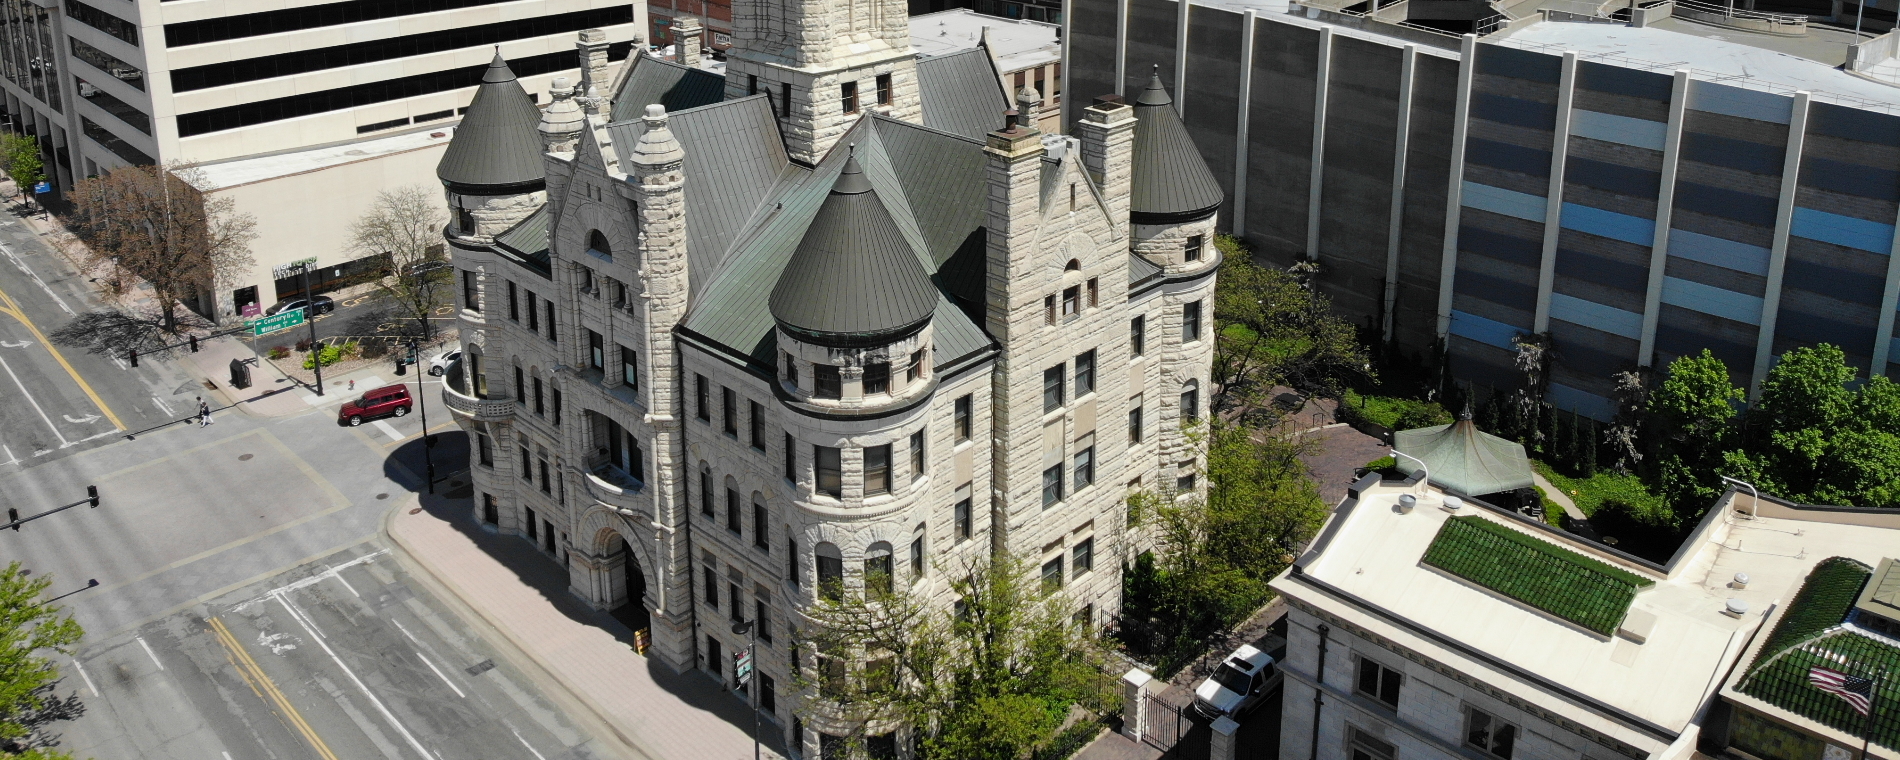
[[240, 302, 261, 319], [251, 307, 305, 336], [32, 181, 50, 195], [734, 649, 753, 685]]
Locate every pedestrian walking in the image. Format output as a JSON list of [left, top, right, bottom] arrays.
[[197, 397, 213, 427]]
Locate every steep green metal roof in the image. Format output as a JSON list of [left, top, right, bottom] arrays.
[[768, 152, 939, 343], [1129, 69, 1223, 222], [1857, 558, 1900, 623], [1739, 557, 1899, 753], [1129, 252, 1164, 288], [490, 204, 552, 278], [1422, 515, 1652, 636], [1395, 419, 1535, 497], [436, 53, 547, 189], [917, 48, 1009, 141], [609, 53, 728, 123]]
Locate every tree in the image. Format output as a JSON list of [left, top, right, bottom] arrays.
[[1604, 369, 1651, 474], [348, 186, 450, 342], [792, 552, 1114, 760], [1745, 345, 1900, 508], [1647, 350, 1744, 524], [68, 163, 256, 333], [1210, 237, 1368, 421], [0, 134, 44, 205], [49, 308, 212, 360], [1507, 332, 1553, 445], [0, 562, 85, 758]]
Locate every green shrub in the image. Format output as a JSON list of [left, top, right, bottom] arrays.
[[302, 344, 344, 369], [1533, 485, 1562, 527], [1532, 461, 1662, 518], [268, 345, 289, 360], [1340, 390, 1452, 431]]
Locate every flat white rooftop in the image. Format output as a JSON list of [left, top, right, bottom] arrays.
[[1495, 20, 1900, 113], [1280, 481, 1900, 738], [910, 9, 1061, 72], [187, 126, 458, 191]]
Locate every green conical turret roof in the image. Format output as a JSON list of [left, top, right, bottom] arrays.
[[769, 153, 938, 346], [436, 52, 547, 190], [1130, 69, 1223, 223]]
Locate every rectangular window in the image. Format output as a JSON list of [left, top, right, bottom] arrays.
[[1041, 557, 1064, 591], [704, 567, 719, 608], [508, 281, 519, 321], [1129, 399, 1144, 443], [1184, 300, 1202, 342], [910, 430, 925, 481], [1086, 277, 1098, 307], [1348, 727, 1396, 760], [909, 536, 924, 578], [526, 507, 537, 538], [754, 504, 770, 549], [66, 0, 138, 46], [814, 365, 842, 400], [954, 395, 973, 442], [1045, 295, 1057, 325], [482, 493, 499, 524], [727, 489, 742, 533], [1354, 656, 1403, 709], [551, 388, 562, 426], [1464, 707, 1517, 759], [1061, 285, 1080, 317], [701, 470, 714, 516], [621, 346, 639, 389], [761, 674, 777, 715], [539, 460, 551, 493], [533, 377, 545, 415], [729, 582, 742, 621], [842, 81, 859, 114], [545, 300, 557, 340], [478, 434, 493, 466], [526, 292, 538, 331], [863, 363, 890, 395], [1186, 234, 1204, 262], [784, 354, 798, 387], [520, 446, 532, 481], [750, 401, 765, 450], [955, 497, 972, 541], [69, 36, 143, 91], [906, 348, 925, 383], [1073, 446, 1095, 489], [588, 331, 603, 370], [788, 538, 800, 586], [513, 366, 525, 401], [1073, 537, 1094, 576], [1177, 462, 1196, 492], [1042, 464, 1064, 507], [1074, 349, 1096, 396], [1043, 365, 1065, 412], [784, 433, 796, 480], [696, 375, 711, 421], [756, 596, 773, 642], [1181, 383, 1199, 423], [876, 73, 892, 105], [816, 446, 842, 498], [779, 82, 792, 119], [1131, 315, 1145, 356], [463, 270, 481, 312], [864, 444, 892, 496], [723, 387, 738, 435]]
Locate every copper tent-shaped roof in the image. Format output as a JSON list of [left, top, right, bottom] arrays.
[[768, 151, 938, 346], [1393, 418, 1535, 497], [436, 52, 547, 190], [1129, 68, 1223, 223]]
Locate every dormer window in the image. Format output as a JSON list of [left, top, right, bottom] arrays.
[[587, 230, 612, 260], [814, 365, 842, 399], [863, 363, 890, 395]]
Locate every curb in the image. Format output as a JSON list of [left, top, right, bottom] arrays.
[[377, 494, 659, 760]]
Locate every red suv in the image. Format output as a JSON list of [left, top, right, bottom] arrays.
[[339, 384, 412, 426]]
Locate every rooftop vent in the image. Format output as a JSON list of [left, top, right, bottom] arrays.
[[1441, 495, 1464, 513], [1725, 598, 1750, 617], [1732, 572, 1750, 590], [1398, 494, 1416, 514]]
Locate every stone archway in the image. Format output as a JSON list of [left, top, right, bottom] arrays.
[[614, 536, 650, 634]]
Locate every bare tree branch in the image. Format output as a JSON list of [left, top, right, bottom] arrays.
[[68, 163, 256, 332], [349, 186, 449, 342]]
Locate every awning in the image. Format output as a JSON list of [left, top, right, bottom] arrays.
[[1394, 419, 1534, 497]]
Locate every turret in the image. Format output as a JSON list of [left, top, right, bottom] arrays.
[[539, 77, 585, 154], [437, 52, 548, 244], [1127, 67, 1223, 272]]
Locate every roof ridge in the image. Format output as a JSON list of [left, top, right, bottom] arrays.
[[870, 111, 987, 146]]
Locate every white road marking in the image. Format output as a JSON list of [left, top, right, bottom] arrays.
[[78, 429, 121, 443], [72, 659, 99, 697], [62, 413, 101, 424], [272, 592, 434, 760], [0, 339, 29, 348], [232, 550, 388, 611], [151, 396, 173, 416], [413, 650, 465, 698], [111, 356, 127, 371], [0, 351, 71, 448], [390, 618, 422, 646], [0, 445, 16, 467], [509, 727, 549, 760], [0, 240, 74, 315], [223, 752, 233, 760], [136, 636, 165, 671], [327, 565, 361, 598], [371, 419, 404, 442]]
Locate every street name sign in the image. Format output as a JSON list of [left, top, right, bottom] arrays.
[[252, 307, 305, 336]]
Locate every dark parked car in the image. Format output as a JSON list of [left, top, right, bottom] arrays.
[[267, 295, 336, 316], [338, 384, 412, 426]]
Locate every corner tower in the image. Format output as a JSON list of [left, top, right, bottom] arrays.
[[437, 53, 549, 245], [722, 0, 922, 164]]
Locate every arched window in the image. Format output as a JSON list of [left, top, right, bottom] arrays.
[[816, 542, 844, 601], [864, 542, 894, 595], [587, 230, 612, 259], [1064, 258, 1081, 272], [1180, 379, 1200, 424]]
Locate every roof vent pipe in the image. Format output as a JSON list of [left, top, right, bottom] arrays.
[[1732, 572, 1749, 590], [1398, 494, 1416, 514], [1725, 598, 1750, 617]]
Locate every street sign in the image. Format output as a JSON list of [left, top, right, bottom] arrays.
[[734, 649, 753, 685], [32, 181, 50, 195], [252, 307, 305, 336]]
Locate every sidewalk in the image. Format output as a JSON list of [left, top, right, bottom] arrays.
[[384, 486, 786, 760], [176, 334, 398, 419]]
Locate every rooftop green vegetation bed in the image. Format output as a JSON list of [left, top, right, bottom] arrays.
[[1421, 515, 1654, 636], [1738, 558, 1900, 752]]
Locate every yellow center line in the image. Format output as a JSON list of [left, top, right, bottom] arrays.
[[0, 283, 126, 430], [209, 616, 342, 760]]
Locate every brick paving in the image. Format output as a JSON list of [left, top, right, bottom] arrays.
[[387, 488, 785, 760]]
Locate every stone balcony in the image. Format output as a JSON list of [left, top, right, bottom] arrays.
[[441, 384, 515, 423], [582, 457, 648, 515]]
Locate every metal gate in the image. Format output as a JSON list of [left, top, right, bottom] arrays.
[[1142, 698, 1208, 756]]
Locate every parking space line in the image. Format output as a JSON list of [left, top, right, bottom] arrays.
[[371, 420, 404, 442], [0, 351, 70, 448], [136, 636, 165, 671], [72, 659, 99, 697]]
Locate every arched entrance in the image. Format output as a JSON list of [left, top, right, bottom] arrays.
[[610, 537, 650, 635]]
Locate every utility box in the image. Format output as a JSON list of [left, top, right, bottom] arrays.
[[229, 358, 251, 389]]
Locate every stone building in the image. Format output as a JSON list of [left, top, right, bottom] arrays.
[[435, 9, 1222, 754]]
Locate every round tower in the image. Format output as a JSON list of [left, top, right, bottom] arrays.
[[437, 52, 549, 245]]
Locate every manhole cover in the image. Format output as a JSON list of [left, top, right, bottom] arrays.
[[376, 493, 389, 500], [238, 454, 253, 461], [466, 659, 496, 676], [409, 508, 422, 515]]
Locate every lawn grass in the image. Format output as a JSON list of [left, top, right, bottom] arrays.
[[1338, 390, 1452, 431], [1530, 460, 1662, 518], [1422, 515, 1652, 635]]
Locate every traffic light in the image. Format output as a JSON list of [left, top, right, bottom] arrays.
[[6, 508, 17, 531], [87, 486, 99, 508]]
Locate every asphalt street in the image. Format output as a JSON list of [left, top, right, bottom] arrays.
[[0, 204, 612, 760]]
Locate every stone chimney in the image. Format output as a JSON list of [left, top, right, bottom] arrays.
[[1075, 95, 1136, 242], [577, 28, 611, 96], [981, 111, 1046, 343], [1015, 86, 1040, 130], [674, 16, 703, 67]]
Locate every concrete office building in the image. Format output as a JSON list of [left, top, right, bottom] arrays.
[[0, 0, 641, 317], [1273, 477, 1900, 760], [437, 4, 1222, 752], [1067, 0, 1900, 415]]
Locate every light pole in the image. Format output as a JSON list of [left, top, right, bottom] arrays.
[[731, 618, 761, 760], [298, 262, 324, 396], [398, 340, 436, 494]]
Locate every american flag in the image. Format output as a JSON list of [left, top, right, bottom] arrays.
[[1809, 666, 1875, 716]]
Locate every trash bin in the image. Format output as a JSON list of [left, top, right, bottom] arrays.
[[229, 358, 251, 390]]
